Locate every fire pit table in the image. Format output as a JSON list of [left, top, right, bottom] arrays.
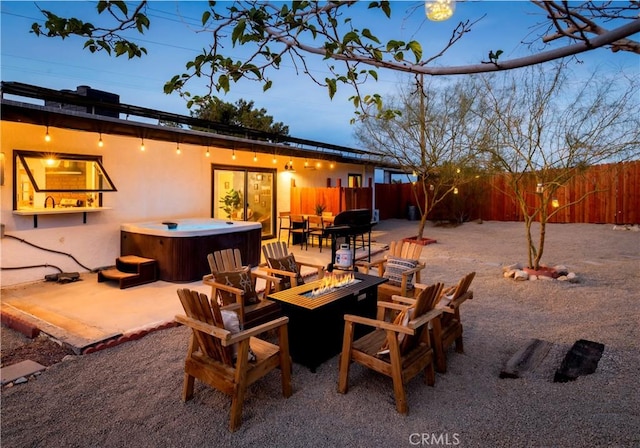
[[268, 271, 387, 372]]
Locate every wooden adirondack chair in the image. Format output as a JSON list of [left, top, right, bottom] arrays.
[[203, 248, 282, 328], [175, 288, 292, 432], [427, 271, 476, 372], [358, 240, 426, 302], [337, 282, 444, 414], [261, 241, 325, 290]]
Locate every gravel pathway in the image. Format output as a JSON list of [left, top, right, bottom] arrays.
[[1, 221, 638, 447]]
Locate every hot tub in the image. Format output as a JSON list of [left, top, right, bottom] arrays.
[[121, 218, 262, 282]]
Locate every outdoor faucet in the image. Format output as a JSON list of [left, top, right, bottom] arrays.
[[44, 196, 56, 208]]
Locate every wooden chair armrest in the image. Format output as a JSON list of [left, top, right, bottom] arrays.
[[407, 308, 444, 329], [226, 316, 290, 344], [377, 301, 412, 312], [296, 261, 325, 278], [343, 314, 415, 335], [250, 270, 281, 284], [263, 267, 298, 280], [202, 273, 213, 282], [175, 314, 231, 340], [449, 291, 473, 308], [400, 265, 424, 277], [203, 278, 245, 297]]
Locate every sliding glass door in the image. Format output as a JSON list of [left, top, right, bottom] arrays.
[[212, 165, 276, 239]]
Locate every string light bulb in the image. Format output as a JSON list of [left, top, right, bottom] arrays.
[[140, 138, 145, 151], [98, 133, 104, 147], [176, 143, 181, 155], [232, 148, 236, 160], [253, 151, 258, 162], [304, 159, 309, 167], [330, 162, 335, 169], [206, 148, 210, 158], [288, 158, 293, 167], [425, 0, 456, 22], [44, 126, 51, 142]]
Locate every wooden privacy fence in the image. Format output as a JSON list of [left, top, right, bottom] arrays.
[[375, 161, 639, 224], [290, 187, 373, 215]]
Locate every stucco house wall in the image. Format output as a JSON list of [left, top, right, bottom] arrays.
[[1, 121, 373, 286]]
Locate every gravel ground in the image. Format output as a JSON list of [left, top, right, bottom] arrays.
[[1, 221, 638, 447]]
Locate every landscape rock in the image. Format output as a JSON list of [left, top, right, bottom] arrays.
[[514, 270, 529, 281]]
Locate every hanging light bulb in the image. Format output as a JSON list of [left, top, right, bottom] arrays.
[[272, 152, 277, 164], [140, 138, 145, 151], [425, 0, 456, 22], [44, 126, 51, 142], [304, 159, 309, 167], [206, 148, 210, 158], [253, 151, 258, 162], [98, 133, 104, 147], [316, 161, 321, 168], [330, 162, 335, 169], [232, 148, 236, 160], [288, 158, 293, 167], [176, 143, 181, 155]]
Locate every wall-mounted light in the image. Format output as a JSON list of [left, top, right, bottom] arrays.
[[44, 126, 51, 142], [284, 163, 296, 172], [176, 143, 181, 155], [425, 0, 456, 21], [536, 183, 544, 194], [140, 138, 145, 151], [98, 133, 104, 147]]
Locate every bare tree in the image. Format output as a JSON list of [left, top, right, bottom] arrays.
[[355, 76, 485, 240], [30, 1, 640, 112], [476, 62, 640, 270]]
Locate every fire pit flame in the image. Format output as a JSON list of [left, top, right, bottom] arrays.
[[309, 272, 357, 298]]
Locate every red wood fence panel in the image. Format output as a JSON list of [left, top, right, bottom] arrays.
[[373, 161, 639, 224]]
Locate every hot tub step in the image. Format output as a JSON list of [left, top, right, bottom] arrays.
[[98, 256, 157, 289]]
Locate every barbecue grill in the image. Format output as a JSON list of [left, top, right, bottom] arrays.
[[324, 209, 375, 271]]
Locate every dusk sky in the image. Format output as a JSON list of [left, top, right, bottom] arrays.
[[2, 1, 638, 148]]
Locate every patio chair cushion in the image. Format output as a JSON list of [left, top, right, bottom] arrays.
[[267, 254, 305, 290], [213, 266, 260, 306], [383, 256, 418, 289], [221, 310, 256, 362]]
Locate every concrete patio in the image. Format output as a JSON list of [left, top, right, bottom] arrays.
[[1, 219, 416, 354]]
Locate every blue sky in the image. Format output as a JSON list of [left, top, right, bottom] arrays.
[[2, 1, 638, 148]]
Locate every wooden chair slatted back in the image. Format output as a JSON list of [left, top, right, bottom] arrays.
[[400, 282, 443, 354], [307, 215, 324, 229], [262, 241, 289, 265], [177, 288, 233, 366], [452, 272, 476, 301], [208, 249, 244, 274], [388, 240, 423, 261]]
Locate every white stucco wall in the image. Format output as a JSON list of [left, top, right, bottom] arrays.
[[1, 121, 373, 286]]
